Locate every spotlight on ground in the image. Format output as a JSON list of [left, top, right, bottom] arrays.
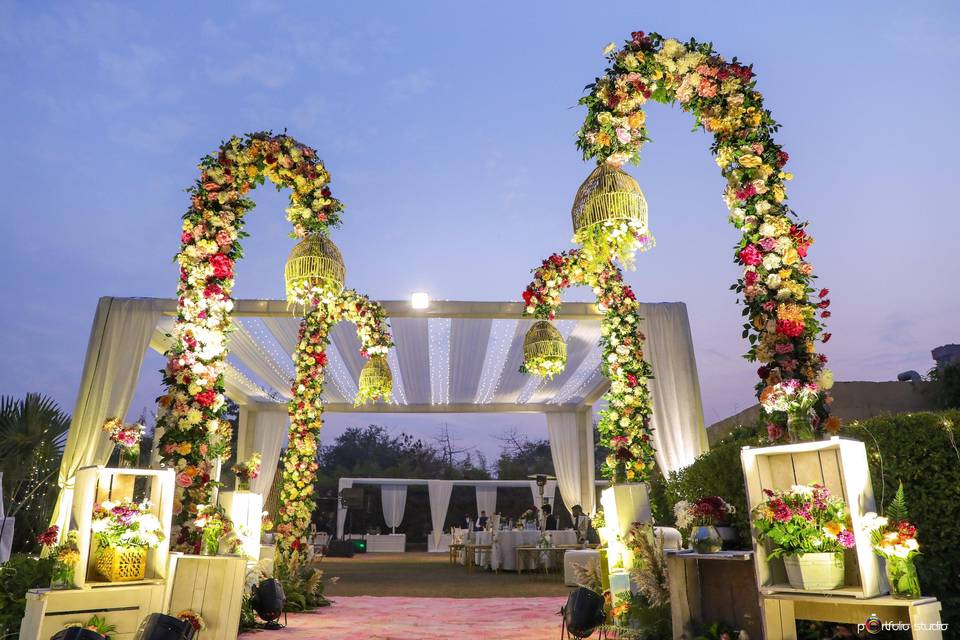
[[134, 613, 196, 640], [50, 629, 107, 640], [251, 578, 287, 630], [562, 587, 606, 639]]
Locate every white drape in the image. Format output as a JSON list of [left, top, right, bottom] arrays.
[[427, 480, 453, 548], [246, 409, 287, 496], [381, 485, 407, 533], [527, 480, 557, 510], [336, 478, 354, 539], [475, 485, 497, 518], [51, 298, 161, 532], [546, 412, 582, 516], [639, 302, 709, 474]]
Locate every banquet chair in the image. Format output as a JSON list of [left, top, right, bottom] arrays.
[[464, 542, 494, 572]]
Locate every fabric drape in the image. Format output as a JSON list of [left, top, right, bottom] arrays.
[[475, 485, 497, 518], [427, 480, 453, 548], [336, 478, 354, 539], [639, 302, 709, 474], [546, 412, 582, 515], [527, 480, 557, 510], [381, 484, 408, 533], [51, 298, 161, 532], [247, 410, 288, 496]]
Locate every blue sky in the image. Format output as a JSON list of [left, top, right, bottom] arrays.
[[1, 1, 957, 462]]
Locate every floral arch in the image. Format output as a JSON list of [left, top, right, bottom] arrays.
[[156, 132, 392, 565], [522, 31, 837, 480]]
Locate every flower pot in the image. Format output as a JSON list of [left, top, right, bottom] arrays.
[[691, 526, 722, 554], [236, 478, 250, 491], [885, 556, 921, 599], [787, 409, 815, 442], [95, 546, 146, 582], [201, 525, 222, 556], [783, 552, 845, 590], [715, 526, 739, 550], [50, 561, 76, 589]]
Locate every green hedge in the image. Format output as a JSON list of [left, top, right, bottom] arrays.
[[660, 410, 960, 635]]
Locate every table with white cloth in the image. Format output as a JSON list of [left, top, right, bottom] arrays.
[[428, 533, 453, 553], [464, 530, 577, 571], [345, 533, 406, 552]]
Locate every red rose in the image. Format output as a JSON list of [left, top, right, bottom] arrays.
[[195, 390, 217, 407], [209, 253, 233, 279], [818, 288, 830, 298], [822, 333, 832, 343]]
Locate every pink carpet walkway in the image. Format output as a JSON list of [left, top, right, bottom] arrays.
[[242, 596, 567, 639]]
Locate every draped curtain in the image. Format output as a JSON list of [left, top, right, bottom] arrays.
[[51, 298, 162, 533], [475, 485, 497, 518], [246, 409, 288, 496], [427, 480, 453, 548], [545, 412, 582, 516], [639, 302, 709, 474], [336, 478, 354, 538], [381, 484, 407, 533]]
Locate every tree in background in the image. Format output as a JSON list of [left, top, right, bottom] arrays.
[[0, 394, 71, 552]]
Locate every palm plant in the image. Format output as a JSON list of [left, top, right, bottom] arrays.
[[0, 394, 71, 552]]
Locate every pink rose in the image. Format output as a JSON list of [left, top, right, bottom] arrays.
[[739, 244, 763, 266], [615, 127, 631, 144], [176, 472, 193, 488]]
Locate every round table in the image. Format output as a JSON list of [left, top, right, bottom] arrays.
[[466, 529, 578, 571]]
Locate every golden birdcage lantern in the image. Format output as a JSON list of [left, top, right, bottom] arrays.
[[284, 235, 345, 303], [356, 356, 393, 405], [571, 163, 654, 256], [522, 321, 567, 379]]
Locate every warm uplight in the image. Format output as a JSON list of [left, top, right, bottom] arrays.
[[411, 292, 430, 309]]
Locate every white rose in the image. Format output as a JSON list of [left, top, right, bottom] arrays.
[[762, 254, 781, 271], [765, 274, 782, 289]]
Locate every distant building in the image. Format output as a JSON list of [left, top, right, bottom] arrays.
[[932, 344, 960, 368]]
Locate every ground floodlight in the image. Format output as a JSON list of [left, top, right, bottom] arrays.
[[134, 613, 195, 640], [251, 577, 287, 630], [562, 587, 606, 638]]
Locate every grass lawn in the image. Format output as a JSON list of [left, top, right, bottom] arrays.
[[317, 552, 573, 598]]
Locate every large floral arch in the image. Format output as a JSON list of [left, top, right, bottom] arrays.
[[523, 32, 837, 480], [156, 132, 391, 564]]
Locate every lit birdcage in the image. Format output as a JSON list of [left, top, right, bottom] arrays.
[[284, 235, 345, 303]]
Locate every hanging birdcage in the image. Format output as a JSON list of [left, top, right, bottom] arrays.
[[571, 163, 654, 262], [284, 235, 345, 303], [522, 321, 566, 379], [356, 356, 393, 405]]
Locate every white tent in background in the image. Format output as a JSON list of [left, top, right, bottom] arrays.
[[52, 297, 710, 534]]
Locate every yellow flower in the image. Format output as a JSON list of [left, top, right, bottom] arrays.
[[245, 165, 258, 178], [597, 112, 614, 126], [782, 247, 799, 265], [595, 131, 611, 147], [738, 154, 763, 168], [603, 42, 617, 55], [772, 185, 786, 202], [627, 111, 646, 129]]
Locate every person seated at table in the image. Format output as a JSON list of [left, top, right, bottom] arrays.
[[476, 510, 488, 530], [541, 504, 558, 531], [571, 504, 590, 543]]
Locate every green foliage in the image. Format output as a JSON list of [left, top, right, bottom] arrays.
[[275, 563, 334, 612], [929, 361, 960, 409], [885, 480, 909, 523], [0, 553, 54, 638]]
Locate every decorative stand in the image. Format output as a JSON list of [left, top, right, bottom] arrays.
[[164, 553, 247, 640], [741, 438, 944, 639], [218, 490, 263, 562], [599, 482, 651, 571]]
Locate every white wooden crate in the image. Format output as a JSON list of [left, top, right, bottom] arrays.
[[164, 553, 247, 640], [19, 583, 165, 640], [740, 437, 885, 598], [72, 466, 175, 588]]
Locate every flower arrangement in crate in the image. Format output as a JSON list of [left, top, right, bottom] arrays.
[[751, 483, 856, 591], [195, 504, 240, 556], [91, 498, 164, 582], [233, 452, 262, 491], [101, 417, 145, 468], [674, 496, 737, 553], [862, 482, 921, 599], [37, 526, 81, 589]]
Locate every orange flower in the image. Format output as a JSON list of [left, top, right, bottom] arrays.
[[824, 416, 842, 434]]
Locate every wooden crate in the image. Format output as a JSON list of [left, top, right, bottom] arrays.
[[72, 466, 175, 588], [19, 583, 165, 640], [164, 553, 247, 640], [740, 437, 884, 599]]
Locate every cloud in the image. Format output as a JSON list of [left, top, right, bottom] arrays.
[[384, 69, 435, 102]]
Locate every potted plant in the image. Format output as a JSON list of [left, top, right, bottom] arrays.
[[751, 483, 856, 590], [101, 418, 144, 468], [195, 504, 238, 556], [674, 497, 737, 553], [37, 526, 81, 589], [232, 452, 262, 491], [91, 498, 164, 582], [759, 380, 821, 441], [862, 482, 921, 599]]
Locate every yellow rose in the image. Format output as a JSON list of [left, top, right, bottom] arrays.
[[738, 154, 763, 168], [772, 185, 786, 202], [627, 111, 646, 129], [597, 112, 614, 126]]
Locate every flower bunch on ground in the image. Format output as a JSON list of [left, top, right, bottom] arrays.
[[91, 499, 164, 549], [576, 31, 832, 429], [751, 484, 855, 558], [158, 131, 342, 547], [522, 249, 655, 483]]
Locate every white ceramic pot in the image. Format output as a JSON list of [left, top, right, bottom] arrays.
[[783, 552, 845, 590]]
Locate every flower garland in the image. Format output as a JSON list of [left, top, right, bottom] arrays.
[[158, 131, 343, 549], [523, 250, 655, 482], [576, 32, 833, 437]]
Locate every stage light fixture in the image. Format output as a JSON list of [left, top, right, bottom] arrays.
[[133, 613, 195, 640], [562, 587, 606, 639], [50, 629, 107, 640], [251, 577, 287, 630]]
